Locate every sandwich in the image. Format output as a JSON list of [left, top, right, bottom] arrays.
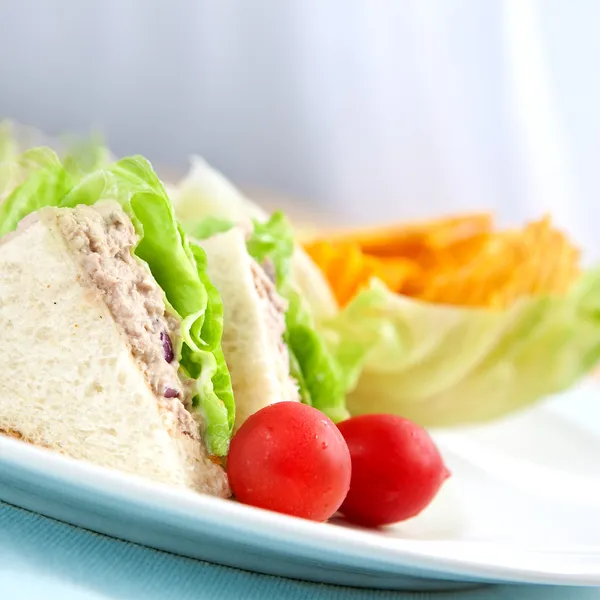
[[198, 226, 299, 430], [181, 199, 361, 430], [0, 151, 235, 497], [0, 144, 361, 496]]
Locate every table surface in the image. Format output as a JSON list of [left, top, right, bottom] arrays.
[[2, 500, 600, 600]]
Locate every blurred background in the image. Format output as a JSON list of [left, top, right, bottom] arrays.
[[0, 0, 599, 258]]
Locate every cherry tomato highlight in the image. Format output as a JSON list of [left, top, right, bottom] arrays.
[[337, 414, 450, 527], [227, 402, 351, 522]]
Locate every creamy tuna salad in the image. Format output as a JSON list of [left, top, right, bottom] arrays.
[[54, 202, 202, 440], [249, 258, 299, 403]]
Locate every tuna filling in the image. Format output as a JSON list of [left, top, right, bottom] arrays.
[[249, 258, 300, 403], [55, 202, 200, 440]]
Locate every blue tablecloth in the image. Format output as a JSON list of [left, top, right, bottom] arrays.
[[0, 501, 599, 600]]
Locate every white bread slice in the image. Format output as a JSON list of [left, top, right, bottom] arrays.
[[198, 229, 299, 431], [0, 207, 229, 497]]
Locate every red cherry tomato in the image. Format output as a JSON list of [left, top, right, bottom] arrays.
[[337, 414, 450, 527], [227, 402, 351, 521]]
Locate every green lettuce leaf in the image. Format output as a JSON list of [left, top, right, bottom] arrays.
[[246, 212, 295, 288], [0, 150, 74, 235], [61, 132, 112, 176], [0, 152, 234, 455], [188, 242, 236, 443], [191, 215, 236, 240], [0, 121, 48, 163], [323, 272, 600, 426], [0, 122, 111, 199]]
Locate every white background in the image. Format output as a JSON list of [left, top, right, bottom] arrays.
[[0, 0, 599, 257]]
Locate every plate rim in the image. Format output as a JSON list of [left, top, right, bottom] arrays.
[[2, 434, 600, 587]]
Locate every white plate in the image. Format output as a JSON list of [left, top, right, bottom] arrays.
[[1, 382, 600, 591]]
